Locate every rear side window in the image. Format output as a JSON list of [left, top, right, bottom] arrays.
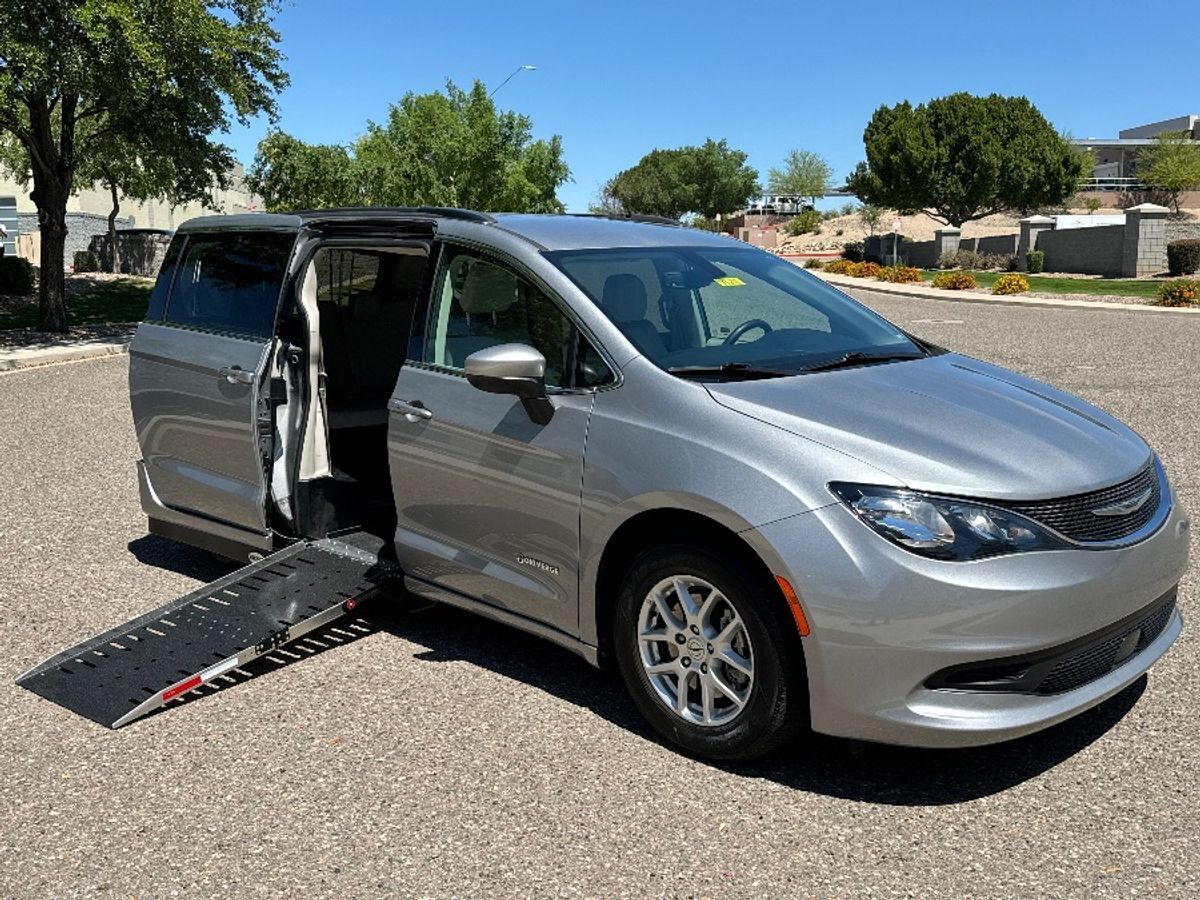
[[165, 232, 295, 337], [145, 233, 187, 321]]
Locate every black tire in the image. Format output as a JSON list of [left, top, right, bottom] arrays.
[[612, 543, 808, 761]]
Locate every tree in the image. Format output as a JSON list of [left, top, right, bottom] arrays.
[[0, 1, 287, 331], [249, 80, 571, 214], [768, 149, 832, 205], [845, 93, 1087, 228], [247, 132, 360, 211], [1137, 132, 1200, 214], [607, 139, 759, 220], [858, 203, 885, 235]]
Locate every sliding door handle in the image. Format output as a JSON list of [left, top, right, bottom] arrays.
[[218, 366, 255, 385], [387, 398, 433, 422]]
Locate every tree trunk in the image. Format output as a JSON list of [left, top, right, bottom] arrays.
[[35, 191, 69, 333], [107, 178, 120, 274]]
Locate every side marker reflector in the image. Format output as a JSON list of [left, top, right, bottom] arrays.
[[775, 575, 810, 637], [162, 675, 202, 702]]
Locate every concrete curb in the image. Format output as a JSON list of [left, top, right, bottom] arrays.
[[811, 270, 1200, 316], [0, 335, 132, 372]]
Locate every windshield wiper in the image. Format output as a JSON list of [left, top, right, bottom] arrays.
[[666, 362, 796, 381], [798, 350, 925, 374]]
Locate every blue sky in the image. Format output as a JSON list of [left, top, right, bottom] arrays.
[[225, 0, 1200, 212]]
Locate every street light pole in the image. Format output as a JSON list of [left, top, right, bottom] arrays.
[[490, 65, 537, 97]]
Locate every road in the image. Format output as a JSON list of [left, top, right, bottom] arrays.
[[0, 293, 1196, 899]]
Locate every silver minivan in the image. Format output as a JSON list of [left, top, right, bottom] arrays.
[[129, 208, 1189, 759]]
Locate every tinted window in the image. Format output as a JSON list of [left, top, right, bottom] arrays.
[[145, 233, 186, 321], [314, 248, 382, 304], [424, 248, 575, 388], [165, 232, 295, 337]]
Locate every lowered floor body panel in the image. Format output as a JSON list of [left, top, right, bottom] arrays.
[[17, 538, 400, 728]]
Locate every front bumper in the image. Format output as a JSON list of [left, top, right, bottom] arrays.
[[754, 488, 1191, 748]]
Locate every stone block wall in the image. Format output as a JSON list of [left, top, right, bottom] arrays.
[[88, 230, 173, 276], [1037, 224, 1125, 276]]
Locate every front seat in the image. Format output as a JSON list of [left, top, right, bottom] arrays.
[[601, 274, 668, 360], [449, 260, 522, 366]]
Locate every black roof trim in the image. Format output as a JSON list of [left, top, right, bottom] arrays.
[[564, 212, 683, 227], [291, 206, 496, 224]]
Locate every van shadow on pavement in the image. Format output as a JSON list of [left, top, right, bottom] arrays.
[[126, 537, 1145, 805], [377, 601, 1145, 807]]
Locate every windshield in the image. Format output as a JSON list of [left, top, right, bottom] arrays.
[[547, 245, 924, 375]]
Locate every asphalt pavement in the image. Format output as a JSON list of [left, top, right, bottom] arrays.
[[0, 293, 1196, 899]]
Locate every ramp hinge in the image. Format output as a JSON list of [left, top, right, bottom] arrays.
[[256, 626, 291, 654]]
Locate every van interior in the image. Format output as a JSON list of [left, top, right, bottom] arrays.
[[274, 243, 429, 546]]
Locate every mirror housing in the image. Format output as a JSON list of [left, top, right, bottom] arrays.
[[464, 343, 555, 425]]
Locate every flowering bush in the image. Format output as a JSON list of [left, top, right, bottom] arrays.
[[1154, 279, 1200, 306], [931, 271, 978, 291], [848, 261, 882, 278], [824, 258, 856, 275], [992, 273, 1030, 295], [876, 265, 922, 284]]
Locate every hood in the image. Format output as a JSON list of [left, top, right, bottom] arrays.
[[706, 353, 1151, 501]]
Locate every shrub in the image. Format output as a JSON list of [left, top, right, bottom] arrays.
[[937, 248, 1011, 270], [74, 250, 102, 273], [931, 271, 978, 291], [877, 265, 922, 284], [784, 208, 821, 236], [841, 241, 866, 262], [824, 258, 856, 275], [849, 261, 882, 278], [1154, 279, 1200, 306], [0, 256, 35, 295], [1026, 250, 1044, 274], [992, 273, 1030, 295], [1166, 239, 1200, 276], [803, 258, 825, 270]]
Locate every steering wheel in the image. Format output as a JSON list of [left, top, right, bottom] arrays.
[[723, 318, 773, 345]]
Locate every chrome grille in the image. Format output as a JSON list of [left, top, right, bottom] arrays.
[[1001, 465, 1161, 543]]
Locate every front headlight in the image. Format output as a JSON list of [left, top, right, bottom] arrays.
[[829, 483, 1069, 560]]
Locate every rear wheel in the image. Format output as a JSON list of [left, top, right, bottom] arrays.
[[613, 545, 807, 760]]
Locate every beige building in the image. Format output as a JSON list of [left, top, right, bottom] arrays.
[[0, 162, 260, 229]]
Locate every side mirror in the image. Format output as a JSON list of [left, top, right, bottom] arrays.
[[464, 343, 555, 425]]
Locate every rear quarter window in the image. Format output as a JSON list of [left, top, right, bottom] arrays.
[[165, 231, 296, 337]]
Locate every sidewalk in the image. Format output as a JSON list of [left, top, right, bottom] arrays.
[[812, 270, 1200, 316], [0, 325, 136, 372]]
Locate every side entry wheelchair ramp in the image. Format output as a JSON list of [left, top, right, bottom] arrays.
[[16, 539, 400, 728]]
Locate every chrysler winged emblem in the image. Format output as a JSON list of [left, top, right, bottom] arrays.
[[1091, 487, 1153, 517]]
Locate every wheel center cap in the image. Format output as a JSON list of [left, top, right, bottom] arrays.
[[686, 637, 705, 660]]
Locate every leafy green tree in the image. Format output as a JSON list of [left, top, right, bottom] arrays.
[[846, 93, 1087, 228], [858, 202, 885, 234], [1137, 132, 1200, 214], [248, 132, 359, 211], [768, 149, 832, 205], [249, 80, 571, 214], [608, 139, 759, 220], [0, 0, 287, 331]]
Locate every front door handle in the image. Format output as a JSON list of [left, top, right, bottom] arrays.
[[218, 366, 255, 385], [387, 398, 433, 422]]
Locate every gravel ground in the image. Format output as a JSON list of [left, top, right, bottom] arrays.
[[0, 295, 1196, 899]]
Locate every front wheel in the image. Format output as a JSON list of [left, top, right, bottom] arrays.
[[613, 545, 807, 760]]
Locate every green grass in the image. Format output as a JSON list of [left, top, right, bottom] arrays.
[[918, 270, 1161, 299], [0, 279, 152, 330]]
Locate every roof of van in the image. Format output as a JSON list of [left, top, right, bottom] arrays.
[[176, 208, 740, 251]]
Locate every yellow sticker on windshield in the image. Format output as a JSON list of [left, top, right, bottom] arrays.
[[713, 276, 745, 287]]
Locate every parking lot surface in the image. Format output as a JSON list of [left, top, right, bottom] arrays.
[[1, 293, 1196, 899]]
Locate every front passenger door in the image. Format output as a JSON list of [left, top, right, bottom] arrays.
[[386, 247, 598, 635]]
